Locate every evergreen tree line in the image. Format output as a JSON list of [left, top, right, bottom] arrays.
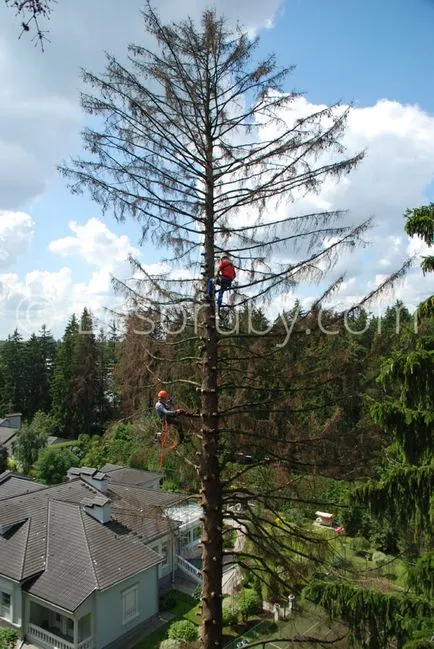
[[0, 308, 119, 436], [0, 299, 418, 452]]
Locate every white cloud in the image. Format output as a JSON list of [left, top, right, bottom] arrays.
[[49, 218, 137, 269], [0, 218, 136, 337], [0, 0, 282, 211], [0, 94, 80, 210], [234, 97, 434, 309], [0, 211, 34, 268], [0, 217, 197, 337]]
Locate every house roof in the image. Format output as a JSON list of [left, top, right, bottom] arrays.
[[0, 472, 45, 500], [101, 464, 162, 486], [25, 500, 161, 612], [0, 427, 16, 447], [0, 469, 192, 611], [107, 483, 187, 543]]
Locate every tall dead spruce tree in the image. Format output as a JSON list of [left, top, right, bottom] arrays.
[[61, 6, 370, 647]]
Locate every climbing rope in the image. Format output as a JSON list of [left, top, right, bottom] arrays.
[[158, 419, 178, 469]]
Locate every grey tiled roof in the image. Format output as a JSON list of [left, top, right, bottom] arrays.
[[25, 500, 161, 611], [0, 480, 98, 581], [109, 483, 186, 508], [0, 471, 192, 611], [0, 427, 16, 446], [0, 518, 30, 580], [101, 465, 162, 486], [80, 495, 110, 507], [0, 473, 44, 500], [107, 483, 187, 543]]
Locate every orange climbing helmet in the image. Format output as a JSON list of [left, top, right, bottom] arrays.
[[158, 390, 169, 400]]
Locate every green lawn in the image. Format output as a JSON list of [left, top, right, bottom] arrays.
[[334, 539, 408, 588], [134, 591, 199, 649], [244, 603, 347, 649]]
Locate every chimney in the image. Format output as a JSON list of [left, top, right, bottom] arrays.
[[4, 413, 22, 429], [67, 467, 108, 492], [81, 496, 111, 524]]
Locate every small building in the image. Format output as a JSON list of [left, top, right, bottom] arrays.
[[314, 511, 334, 527]]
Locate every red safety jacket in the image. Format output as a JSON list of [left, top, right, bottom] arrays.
[[218, 258, 236, 280]]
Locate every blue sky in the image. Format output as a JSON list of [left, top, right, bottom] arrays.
[[0, 0, 433, 337], [264, 0, 434, 110]]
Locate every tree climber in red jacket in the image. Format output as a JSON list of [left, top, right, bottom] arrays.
[[207, 253, 236, 315]]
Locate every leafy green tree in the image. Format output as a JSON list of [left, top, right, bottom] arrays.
[[222, 604, 238, 627], [238, 589, 262, 622], [12, 414, 50, 474], [35, 447, 79, 484], [0, 445, 8, 473], [79, 435, 107, 469]]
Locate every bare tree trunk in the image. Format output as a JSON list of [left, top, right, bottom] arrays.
[[199, 108, 223, 647]]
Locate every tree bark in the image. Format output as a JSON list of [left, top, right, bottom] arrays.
[[199, 80, 223, 647]]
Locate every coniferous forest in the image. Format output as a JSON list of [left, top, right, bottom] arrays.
[[0, 291, 433, 649], [0, 6, 433, 649]]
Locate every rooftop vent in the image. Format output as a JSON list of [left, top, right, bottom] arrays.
[[67, 467, 108, 492], [81, 495, 111, 524]]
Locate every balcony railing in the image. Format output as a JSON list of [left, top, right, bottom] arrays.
[[27, 623, 93, 649], [176, 554, 201, 583]]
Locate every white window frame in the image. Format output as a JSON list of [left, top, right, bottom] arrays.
[[121, 585, 139, 625], [0, 590, 12, 621], [160, 542, 169, 568]]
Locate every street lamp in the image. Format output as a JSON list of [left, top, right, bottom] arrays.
[[287, 594, 295, 616], [273, 602, 280, 623]]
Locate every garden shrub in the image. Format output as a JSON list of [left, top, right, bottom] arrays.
[[222, 604, 238, 627], [159, 640, 185, 649], [238, 588, 262, 621], [168, 620, 198, 643], [0, 628, 18, 649], [350, 536, 370, 554]]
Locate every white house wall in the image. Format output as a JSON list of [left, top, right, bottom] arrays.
[[148, 536, 173, 584], [94, 567, 158, 649], [0, 576, 22, 628]]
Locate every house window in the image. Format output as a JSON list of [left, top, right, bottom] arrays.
[[0, 592, 11, 620], [180, 532, 189, 545], [122, 585, 139, 625], [192, 525, 202, 541], [161, 542, 169, 567]]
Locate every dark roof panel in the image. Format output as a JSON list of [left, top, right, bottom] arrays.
[[101, 465, 163, 485], [0, 470, 191, 609], [25, 500, 161, 611], [0, 474, 45, 500]]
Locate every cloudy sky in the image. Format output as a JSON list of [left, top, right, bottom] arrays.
[[1, 0, 433, 338]]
